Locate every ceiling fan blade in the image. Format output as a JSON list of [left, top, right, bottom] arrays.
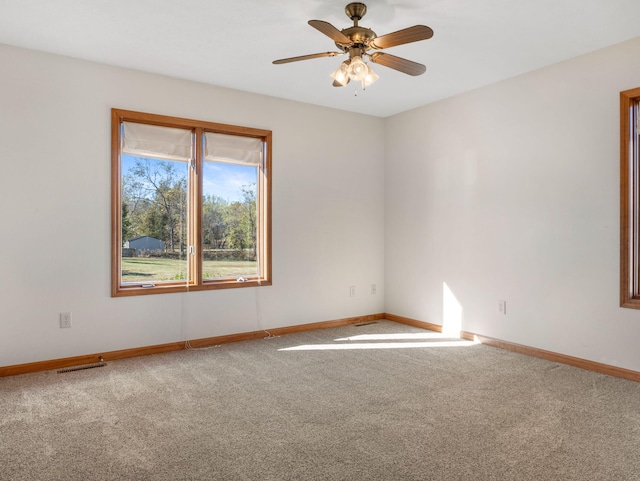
[[308, 20, 353, 46], [369, 52, 426, 76], [370, 25, 434, 50], [273, 52, 343, 64]]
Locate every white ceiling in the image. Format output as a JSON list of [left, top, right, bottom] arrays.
[[2, 0, 640, 117]]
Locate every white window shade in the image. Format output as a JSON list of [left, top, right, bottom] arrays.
[[204, 132, 262, 165], [123, 122, 192, 162]]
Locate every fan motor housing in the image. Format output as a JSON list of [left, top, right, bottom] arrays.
[[336, 26, 377, 51]]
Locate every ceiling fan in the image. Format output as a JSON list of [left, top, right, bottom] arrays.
[[272, 2, 433, 89]]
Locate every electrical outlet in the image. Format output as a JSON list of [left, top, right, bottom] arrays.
[[371, 284, 377, 295], [60, 312, 72, 328], [350, 285, 356, 297], [498, 300, 506, 315]]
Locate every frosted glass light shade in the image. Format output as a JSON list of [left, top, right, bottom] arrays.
[[348, 56, 368, 81], [362, 65, 379, 88], [330, 61, 350, 86]]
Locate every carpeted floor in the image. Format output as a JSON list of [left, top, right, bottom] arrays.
[[1, 320, 639, 481]]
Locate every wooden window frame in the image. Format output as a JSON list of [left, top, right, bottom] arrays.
[[111, 109, 272, 297], [620, 88, 640, 308]]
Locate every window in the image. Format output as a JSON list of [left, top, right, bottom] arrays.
[[620, 88, 640, 308], [111, 109, 271, 296]]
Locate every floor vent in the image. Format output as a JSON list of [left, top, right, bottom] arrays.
[[354, 321, 378, 327], [57, 363, 106, 374]]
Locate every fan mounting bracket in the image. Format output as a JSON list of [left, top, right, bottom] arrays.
[[345, 3, 367, 22]]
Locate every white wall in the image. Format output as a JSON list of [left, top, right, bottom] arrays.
[[5, 35, 640, 374], [0, 44, 385, 367], [385, 36, 640, 372]]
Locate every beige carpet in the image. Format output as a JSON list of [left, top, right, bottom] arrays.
[[1, 320, 639, 480]]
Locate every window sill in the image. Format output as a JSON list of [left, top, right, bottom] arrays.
[[112, 278, 271, 297]]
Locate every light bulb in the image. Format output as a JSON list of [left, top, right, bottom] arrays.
[[347, 56, 368, 81]]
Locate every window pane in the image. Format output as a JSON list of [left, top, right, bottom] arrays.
[[202, 160, 258, 280], [121, 155, 189, 284]]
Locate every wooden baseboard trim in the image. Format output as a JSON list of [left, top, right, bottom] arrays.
[[5, 312, 637, 383], [383, 312, 639, 383], [0, 313, 385, 377], [465, 332, 640, 383], [383, 313, 444, 333]]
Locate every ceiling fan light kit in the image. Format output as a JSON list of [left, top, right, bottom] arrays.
[[273, 2, 433, 92]]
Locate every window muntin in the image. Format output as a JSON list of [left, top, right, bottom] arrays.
[[112, 109, 271, 296]]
